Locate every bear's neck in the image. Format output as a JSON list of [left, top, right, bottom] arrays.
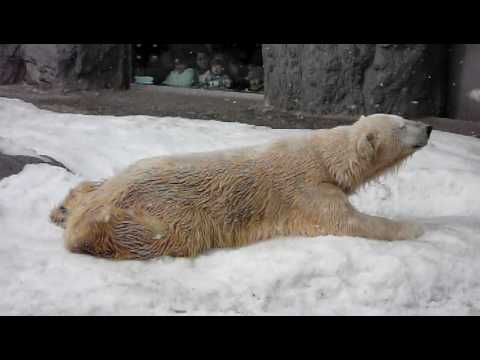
[[314, 129, 372, 194]]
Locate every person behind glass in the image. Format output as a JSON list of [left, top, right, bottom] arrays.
[[201, 59, 232, 89], [195, 51, 210, 84], [211, 52, 226, 63], [226, 57, 250, 91], [162, 55, 196, 88], [148, 52, 173, 85], [246, 65, 264, 92]]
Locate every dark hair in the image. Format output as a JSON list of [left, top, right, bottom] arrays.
[[211, 58, 225, 67], [194, 45, 210, 55], [173, 57, 187, 65], [172, 49, 189, 64]]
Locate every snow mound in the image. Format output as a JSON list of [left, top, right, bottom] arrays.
[[1, 97, 480, 315]]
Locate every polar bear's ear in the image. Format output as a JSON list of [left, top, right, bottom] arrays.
[[356, 115, 366, 123], [357, 131, 377, 162]]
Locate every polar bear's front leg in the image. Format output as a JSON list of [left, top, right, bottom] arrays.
[[295, 184, 424, 241], [339, 210, 425, 241]]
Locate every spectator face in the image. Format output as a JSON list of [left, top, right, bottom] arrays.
[[175, 62, 187, 73], [249, 78, 262, 90], [196, 52, 209, 71], [211, 64, 224, 75]]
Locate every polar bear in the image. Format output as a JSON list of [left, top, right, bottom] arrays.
[[50, 180, 103, 228], [52, 114, 432, 260]]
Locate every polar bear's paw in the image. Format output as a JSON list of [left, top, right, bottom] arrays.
[[396, 222, 425, 240]]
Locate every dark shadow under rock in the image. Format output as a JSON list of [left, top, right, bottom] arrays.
[[0, 152, 71, 181]]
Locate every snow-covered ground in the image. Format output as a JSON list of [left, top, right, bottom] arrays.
[[1, 97, 480, 316]]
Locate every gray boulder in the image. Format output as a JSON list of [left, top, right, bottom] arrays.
[[263, 44, 448, 118], [0, 44, 25, 84], [0, 44, 131, 90], [0, 152, 71, 181]]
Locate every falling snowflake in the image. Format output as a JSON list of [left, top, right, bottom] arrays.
[[468, 89, 480, 102]]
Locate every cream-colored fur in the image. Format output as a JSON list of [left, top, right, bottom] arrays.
[[50, 180, 103, 228], [54, 114, 431, 260]]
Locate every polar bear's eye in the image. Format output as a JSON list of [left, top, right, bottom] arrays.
[[399, 125, 407, 130]]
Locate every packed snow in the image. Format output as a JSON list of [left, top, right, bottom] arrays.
[[1, 97, 480, 316]]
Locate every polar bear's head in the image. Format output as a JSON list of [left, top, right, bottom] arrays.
[[353, 114, 432, 164], [330, 113, 434, 190]]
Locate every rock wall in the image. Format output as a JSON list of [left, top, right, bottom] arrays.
[[0, 44, 131, 90], [0, 45, 26, 84], [447, 44, 480, 122], [263, 44, 448, 118]]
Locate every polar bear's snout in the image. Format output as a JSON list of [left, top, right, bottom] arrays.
[[405, 121, 432, 149], [418, 123, 433, 147]]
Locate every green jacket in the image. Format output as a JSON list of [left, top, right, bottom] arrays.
[[162, 68, 196, 88]]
